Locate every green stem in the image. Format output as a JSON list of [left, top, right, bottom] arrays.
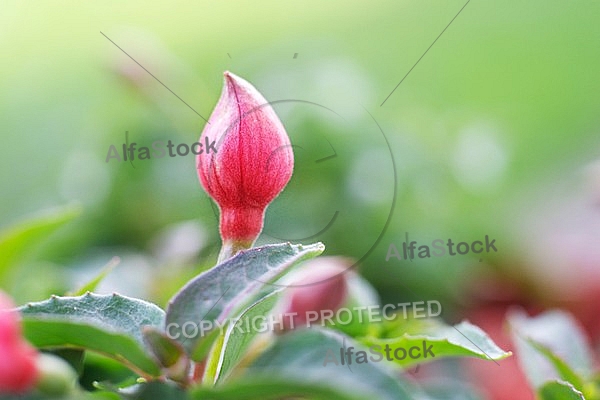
[[217, 239, 253, 264]]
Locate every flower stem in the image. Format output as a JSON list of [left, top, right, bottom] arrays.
[[217, 239, 253, 264]]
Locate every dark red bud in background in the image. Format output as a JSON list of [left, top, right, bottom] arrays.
[[279, 257, 349, 331]]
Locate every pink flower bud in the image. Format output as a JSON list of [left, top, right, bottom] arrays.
[[197, 72, 294, 257], [0, 292, 39, 394], [279, 257, 349, 331]]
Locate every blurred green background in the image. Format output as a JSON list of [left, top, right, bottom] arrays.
[[1, 0, 600, 337]]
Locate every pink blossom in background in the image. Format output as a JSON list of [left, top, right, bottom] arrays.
[[0, 291, 38, 394]]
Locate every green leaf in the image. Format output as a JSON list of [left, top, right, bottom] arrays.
[[142, 327, 190, 383], [242, 328, 423, 400], [192, 378, 362, 400], [509, 309, 593, 390], [203, 326, 228, 385], [20, 293, 164, 376], [539, 381, 586, 400], [142, 327, 187, 368], [97, 381, 189, 400], [360, 320, 511, 368], [68, 256, 119, 296], [211, 290, 283, 383], [165, 242, 324, 359], [0, 204, 81, 284], [377, 312, 444, 338], [0, 391, 119, 400]]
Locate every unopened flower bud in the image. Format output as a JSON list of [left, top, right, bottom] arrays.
[[0, 291, 39, 395], [197, 72, 294, 260]]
